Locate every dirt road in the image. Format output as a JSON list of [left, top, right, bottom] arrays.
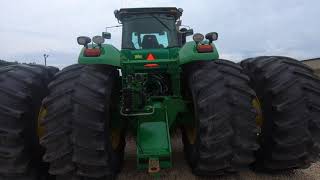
[[118, 136, 320, 180]]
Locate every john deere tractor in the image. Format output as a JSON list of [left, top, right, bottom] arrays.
[[0, 7, 320, 180]]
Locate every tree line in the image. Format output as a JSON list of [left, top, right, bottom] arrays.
[[0, 59, 39, 67], [0, 59, 18, 66]]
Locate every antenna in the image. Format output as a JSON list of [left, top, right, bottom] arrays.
[[43, 54, 49, 66], [106, 25, 122, 32]]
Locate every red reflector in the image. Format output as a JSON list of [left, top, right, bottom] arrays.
[[144, 63, 159, 68], [197, 44, 214, 53], [84, 48, 101, 57], [146, 53, 156, 61]]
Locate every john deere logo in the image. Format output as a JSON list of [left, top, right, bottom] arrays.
[[134, 54, 143, 59]]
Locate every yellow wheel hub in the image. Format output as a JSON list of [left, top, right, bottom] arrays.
[[37, 106, 47, 139], [184, 126, 197, 145], [110, 128, 122, 150], [252, 97, 263, 128]]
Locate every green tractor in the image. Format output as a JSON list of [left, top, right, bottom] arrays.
[[0, 7, 320, 180]]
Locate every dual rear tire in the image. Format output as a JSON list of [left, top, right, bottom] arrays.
[[182, 57, 320, 175], [40, 65, 125, 179], [241, 56, 320, 171], [182, 60, 259, 175], [0, 65, 56, 179]]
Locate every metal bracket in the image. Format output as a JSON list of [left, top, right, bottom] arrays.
[[120, 106, 155, 116]]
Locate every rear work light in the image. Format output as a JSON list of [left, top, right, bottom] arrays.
[[196, 44, 214, 53], [84, 48, 101, 57]]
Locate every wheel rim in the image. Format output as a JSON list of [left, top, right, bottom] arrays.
[[110, 128, 122, 150], [37, 106, 47, 139], [184, 125, 197, 145], [252, 96, 263, 131]]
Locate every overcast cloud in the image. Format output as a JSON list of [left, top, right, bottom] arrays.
[[0, 0, 319, 68]]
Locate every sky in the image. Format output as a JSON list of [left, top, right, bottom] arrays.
[[0, 0, 319, 68]]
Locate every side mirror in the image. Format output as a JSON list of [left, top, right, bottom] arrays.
[[102, 32, 111, 39], [205, 32, 218, 43], [185, 29, 194, 36]]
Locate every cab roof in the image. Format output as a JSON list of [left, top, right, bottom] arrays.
[[114, 7, 183, 22]]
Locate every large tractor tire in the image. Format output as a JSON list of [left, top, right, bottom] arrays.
[[181, 60, 259, 176], [240, 56, 320, 171], [40, 65, 125, 179], [0, 65, 55, 179]]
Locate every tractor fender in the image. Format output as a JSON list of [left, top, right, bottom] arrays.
[[178, 41, 219, 65], [78, 44, 121, 67]]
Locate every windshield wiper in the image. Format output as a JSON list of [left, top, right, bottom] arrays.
[[150, 14, 171, 31]]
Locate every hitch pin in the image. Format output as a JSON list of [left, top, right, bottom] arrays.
[[148, 158, 160, 174]]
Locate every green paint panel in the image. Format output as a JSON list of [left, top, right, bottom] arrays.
[[121, 48, 179, 61], [138, 122, 169, 153], [179, 41, 219, 65], [78, 44, 121, 67], [137, 121, 172, 169]]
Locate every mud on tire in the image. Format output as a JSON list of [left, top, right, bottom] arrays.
[[182, 60, 259, 176], [241, 56, 320, 171], [40, 65, 125, 179], [0, 65, 55, 179]]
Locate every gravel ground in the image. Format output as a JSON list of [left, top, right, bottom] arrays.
[[117, 135, 320, 180]]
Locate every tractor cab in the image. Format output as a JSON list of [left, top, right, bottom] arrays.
[[114, 7, 190, 49]]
